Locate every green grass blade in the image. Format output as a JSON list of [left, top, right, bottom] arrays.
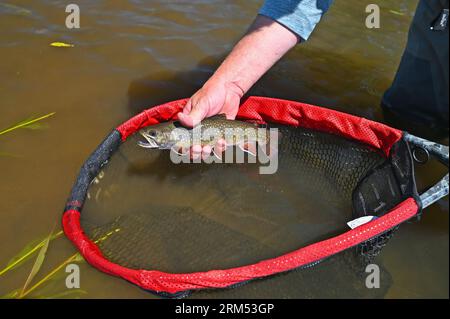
[[0, 151, 21, 158], [19, 253, 80, 299], [18, 227, 120, 298], [42, 289, 87, 299], [0, 289, 20, 299], [389, 10, 405, 16], [1, 289, 20, 299], [0, 3, 32, 16], [0, 230, 63, 276], [0, 112, 55, 136], [19, 229, 53, 297]]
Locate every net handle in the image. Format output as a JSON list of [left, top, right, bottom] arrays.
[[404, 133, 449, 209]]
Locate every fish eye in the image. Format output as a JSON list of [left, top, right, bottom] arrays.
[[149, 131, 157, 137]]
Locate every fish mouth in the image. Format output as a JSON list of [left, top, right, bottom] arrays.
[[138, 131, 159, 149]]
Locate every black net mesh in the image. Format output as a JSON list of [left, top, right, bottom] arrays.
[[78, 124, 412, 298], [352, 138, 418, 261]]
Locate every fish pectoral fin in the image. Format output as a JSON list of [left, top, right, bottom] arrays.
[[181, 146, 190, 155], [212, 148, 223, 160], [170, 146, 185, 155], [238, 141, 257, 157]]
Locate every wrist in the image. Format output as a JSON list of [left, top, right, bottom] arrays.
[[203, 77, 246, 99]]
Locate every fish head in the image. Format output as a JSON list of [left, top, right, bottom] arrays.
[[138, 122, 185, 149]]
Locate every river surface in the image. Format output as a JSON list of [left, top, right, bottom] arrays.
[[0, 0, 448, 298]]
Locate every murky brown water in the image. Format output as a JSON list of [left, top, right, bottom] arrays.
[[0, 0, 448, 298]]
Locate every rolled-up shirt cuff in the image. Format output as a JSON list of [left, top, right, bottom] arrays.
[[259, 0, 333, 41]]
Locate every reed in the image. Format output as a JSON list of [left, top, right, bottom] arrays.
[[1, 226, 121, 299], [0, 231, 63, 276], [0, 112, 56, 136]]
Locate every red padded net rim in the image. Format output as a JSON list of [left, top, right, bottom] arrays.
[[117, 96, 403, 156], [63, 199, 418, 294], [63, 96, 412, 295]]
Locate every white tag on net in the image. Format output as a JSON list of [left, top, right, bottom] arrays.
[[347, 216, 378, 229]]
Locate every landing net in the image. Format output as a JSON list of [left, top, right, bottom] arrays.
[[63, 97, 447, 298]]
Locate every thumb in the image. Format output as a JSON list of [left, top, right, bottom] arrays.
[[178, 101, 207, 127]]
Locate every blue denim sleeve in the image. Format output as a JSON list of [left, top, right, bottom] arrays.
[[259, 0, 334, 41]]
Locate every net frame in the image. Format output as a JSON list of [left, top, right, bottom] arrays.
[[62, 96, 426, 297]]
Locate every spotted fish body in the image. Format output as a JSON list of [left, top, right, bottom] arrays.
[[138, 114, 269, 153]]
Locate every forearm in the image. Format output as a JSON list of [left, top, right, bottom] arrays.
[[179, 1, 333, 129], [204, 15, 299, 96]]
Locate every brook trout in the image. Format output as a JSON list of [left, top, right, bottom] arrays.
[[137, 114, 270, 156]]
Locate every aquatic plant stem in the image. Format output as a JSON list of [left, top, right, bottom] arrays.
[[0, 231, 63, 276], [19, 253, 80, 299], [19, 227, 55, 297], [17, 228, 121, 298], [0, 112, 56, 136]]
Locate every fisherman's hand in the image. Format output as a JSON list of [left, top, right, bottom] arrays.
[[177, 15, 297, 160], [178, 80, 242, 159]]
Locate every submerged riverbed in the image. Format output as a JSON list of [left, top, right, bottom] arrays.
[[0, 0, 448, 298]]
